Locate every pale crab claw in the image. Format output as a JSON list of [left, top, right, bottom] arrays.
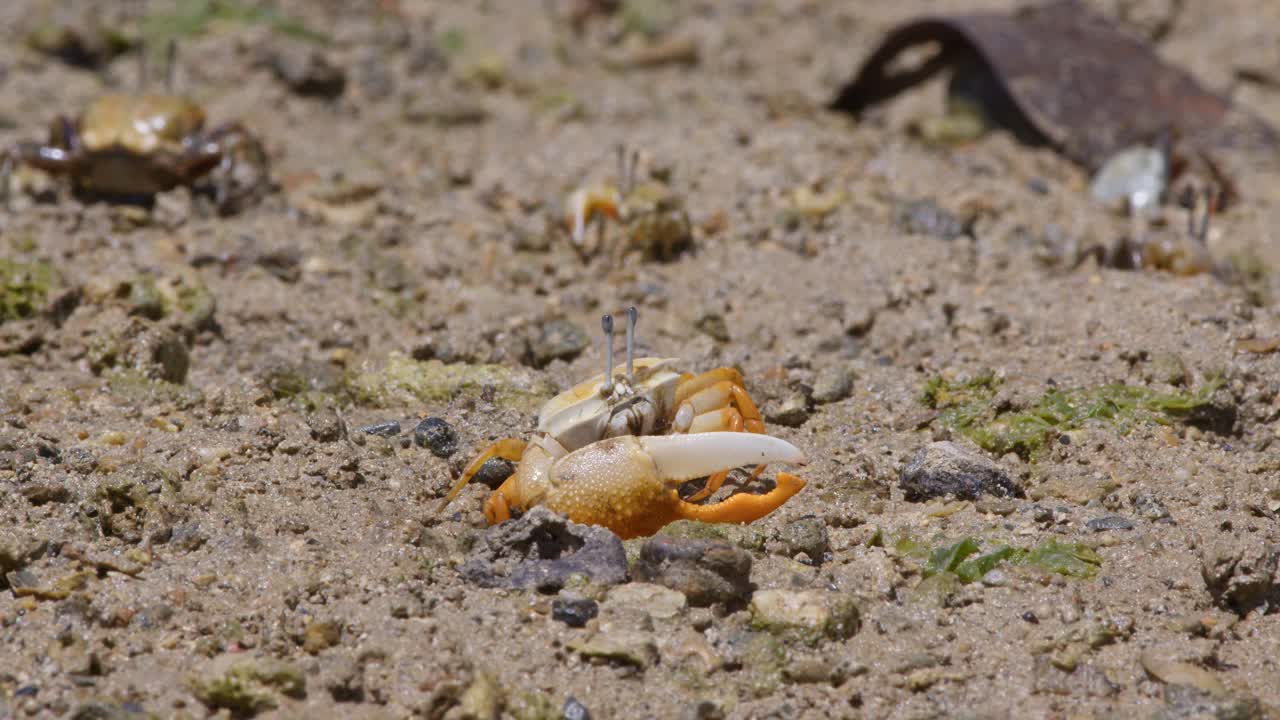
[[566, 186, 622, 246], [638, 432, 807, 483], [534, 432, 809, 539]]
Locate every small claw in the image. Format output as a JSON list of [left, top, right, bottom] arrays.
[[639, 432, 806, 484], [566, 186, 622, 246]]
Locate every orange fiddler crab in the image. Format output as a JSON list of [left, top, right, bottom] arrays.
[[1, 41, 268, 213], [563, 146, 692, 262], [438, 308, 807, 540]]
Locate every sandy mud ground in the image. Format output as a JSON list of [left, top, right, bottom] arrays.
[[3, 1, 1280, 718]]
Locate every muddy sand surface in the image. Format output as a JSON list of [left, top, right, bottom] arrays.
[[3, 1, 1280, 718]]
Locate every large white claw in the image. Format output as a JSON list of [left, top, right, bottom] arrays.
[[638, 432, 807, 484]]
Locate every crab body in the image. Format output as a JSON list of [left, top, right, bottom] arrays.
[[440, 355, 806, 539], [4, 91, 268, 210]]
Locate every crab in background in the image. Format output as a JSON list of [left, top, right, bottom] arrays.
[[1, 41, 269, 214], [438, 308, 807, 539], [564, 146, 693, 263]]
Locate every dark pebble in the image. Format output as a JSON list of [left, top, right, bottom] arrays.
[[634, 536, 752, 607], [895, 198, 970, 241], [358, 420, 401, 438], [14, 685, 37, 697], [472, 457, 515, 489], [563, 696, 591, 720], [552, 598, 598, 628], [1087, 516, 1135, 532], [900, 441, 1024, 502], [414, 417, 458, 458], [1022, 611, 1039, 624]]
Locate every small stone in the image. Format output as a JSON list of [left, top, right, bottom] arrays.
[[414, 417, 458, 458], [528, 319, 590, 368], [766, 390, 811, 428], [634, 536, 752, 607], [981, 569, 1010, 587], [750, 590, 860, 643], [470, 457, 515, 490], [605, 583, 687, 620], [1132, 492, 1172, 522], [358, 420, 400, 438], [682, 700, 725, 720], [1140, 649, 1226, 695], [563, 696, 591, 720], [189, 655, 306, 716], [552, 597, 599, 628], [1147, 352, 1188, 387], [773, 517, 829, 563], [899, 441, 1024, 501], [307, 408, 346, 443], [460, 507, 628, 592], [269, 41, 347, 98], [302, 620, 342, 654], [459, 672, 502, 720], [1201, 540, 1280, 616], [812, 366, 854, 404], [1087, 516, 1135, 532], [895, 198, 970, 240], [567, 631, 658, 669], [694, 312, 730, 343]]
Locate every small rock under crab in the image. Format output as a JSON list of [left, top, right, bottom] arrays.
[[1, 42, 269, 213], [439, 308, 808, 539]]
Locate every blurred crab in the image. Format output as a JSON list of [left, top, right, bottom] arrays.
[[565, 146, 692, 263], [1, 42, 269, 213], [439, 308, 807, 539]]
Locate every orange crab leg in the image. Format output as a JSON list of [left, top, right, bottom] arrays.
[[672, 472, 806, 525], [437, 438, 527, 513]]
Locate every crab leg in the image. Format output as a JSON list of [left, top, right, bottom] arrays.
[[437, 437, 527, 513], [672, 370, 768, 501]]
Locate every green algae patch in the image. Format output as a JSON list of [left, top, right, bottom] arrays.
[[920, 372, 1223, 458], [350, 353, 555, 413], [881, 532, 1103, 583], [189, 656, 306, 717], [0, 259, 58, 323]]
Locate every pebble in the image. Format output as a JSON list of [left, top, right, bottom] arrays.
[[1087, 516, 1135, 532], [765, 390, 811, 428], [460, 507, 629, 592], [1200, 539, 1280, 615], [563, 696, 591, 720], [528, 319, 590, 368], [812, 365, 854, 404], [307, 409, 346, 443], [605, 583, 687, 620], [895, 198, 970, 240], [358, 420, 400, 438], [552, 597, 599, 628], [414, 417, 458, 458], [633, 536, 752, 607], [899, 441, 1024, 501], [774, 517, 829, 564], [1131, 492, 1172, 522], [269, 41, 347, 98], [749, 589, 861, 642]]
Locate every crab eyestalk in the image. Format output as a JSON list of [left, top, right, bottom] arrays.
[[625, 306, 637, 382], [600, 313, 615, 396]]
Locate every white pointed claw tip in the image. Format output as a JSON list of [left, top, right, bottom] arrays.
[[639, 432, 807, 483]]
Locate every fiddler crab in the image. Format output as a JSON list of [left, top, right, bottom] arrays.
[[1, 41, 269, 213], [564, 146, 692, 263], [439, 308, 807, 540]]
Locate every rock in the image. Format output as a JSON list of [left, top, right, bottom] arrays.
[[552, 597, 599, 628], [1147, 352, 1188, 387], [895, 198, 970, 240], [358, 420, 400, 438], [189, 655, 306, 716], [351, 354, 555, 414], [67, 701, 139, 719], [470, 458, 515, 490], [527, 319, 590, 368], [766, 390, 811, 427], [1132, 492, 1172, 522], [604, 583, 688, 620], [1087, 516, 1135, 532], [1140, 649, 1226, 695], [1155, 685, 1263, 720], [459, 672, 502, 720], [414, 417, 459, 458], [633, 536, 752, 607], [658, 519, 765, 552], [1200, 540, 1280, 616], [302, 620, 342, 654], [694, 312, 730, 343], [899, 441, 1024, 502], [563, 696, 591, 720], [812, 366, 854, 404], [89, 318, 190, 384], [567, 631, 659, 669], [269, 41, 347, 98], [460, 507, 628, 592], [750, 589, 861, 643], [308, 408, 346, 443], [773, 517, 829, 563]]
